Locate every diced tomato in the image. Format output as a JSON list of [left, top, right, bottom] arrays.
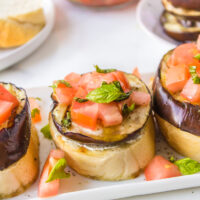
[[181, 78, 200, 103], [197, 35, 200, 51], [64, 72, 81, 89], [111, 71, 130, 92], [71, 88, 99, 130], [71, 101, 99, 130], [0, 85, 19, 109], [0, 100, 14, 125], [79, 72, 116, 92], [131, 91, 150, 106], [98, 102, 123, 127], [55, 87, 76, 105], [168, 43, 200, 68], [165, 65, 190, 93], [38, 149, 65, 198], [132, 67, 141, 79], [144, 156, 181, 181], [29, 98, 41, 123]]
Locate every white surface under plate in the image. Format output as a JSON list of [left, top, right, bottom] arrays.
[[136, 0, 179, 46], [9, 73, 200, 200], [0, 0, 55, 71]]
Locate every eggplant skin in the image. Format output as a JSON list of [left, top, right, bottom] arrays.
[[167, 0, 200, 11], [161, 11, 200, 42], [49, 114, 155, 181], [153, 50, 200, 136], [0, 83, 31, 170], [163, 28, 200, 42], [0, 124, 39, 199], [156, 114, 200, 162]]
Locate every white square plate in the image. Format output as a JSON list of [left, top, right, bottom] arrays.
[[10, 73, 200, 200]]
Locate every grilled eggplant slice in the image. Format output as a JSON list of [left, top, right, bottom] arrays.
[[167, 0, 200, 11], [49, 73, 155, 181], [162, 0, 200, 18], [0, 83, 39, 198], [161, 11, 200, 42], [153, 51, 200, 161]]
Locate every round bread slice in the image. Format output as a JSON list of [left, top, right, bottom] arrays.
[[161, 11, 200, 42], [153, 50, 200, 161], [49, 73, 155, 181], [0, 124, 39, 199]]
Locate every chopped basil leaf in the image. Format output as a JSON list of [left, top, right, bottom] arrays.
[[115, 90, 132, 102], [35, 97, 42, 101], [31, 108, 40, 118], [86, 81, 132, 103], [74, 97, 88, 103], [194, 54, 200, 60], [175, 158, 200, 175], [122, 103, 135, 116], [62, 111, 71, 128], [113, 81, 123, 92], [189, 66, 200, 84], [50, 80, 72, 89], [169, 156, 176, 163], [94, 65, 116, 73], [46, 158, 70, 183], [40, 124, 52, 139]]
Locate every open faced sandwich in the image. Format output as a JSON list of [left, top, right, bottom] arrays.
[[161, 0, 200, 42], [49, 66, 155, 181], [153, 36, 200, 161], [0, 83, 39, 198]]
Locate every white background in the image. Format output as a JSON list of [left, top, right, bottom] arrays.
[[0, 0, 200, 199]]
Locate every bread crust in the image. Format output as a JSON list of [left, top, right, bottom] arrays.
[[167, 0, 200, 11], [49, 114, 155, 181], [0, 125, 39, 199], [156, 114, 200, 162]]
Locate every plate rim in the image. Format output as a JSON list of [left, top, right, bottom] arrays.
[[136, 0, 176, 47], [27, 83, 200, 200]]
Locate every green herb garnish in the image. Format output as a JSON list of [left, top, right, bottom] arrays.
[[169, 156, 176, 163], [35, 97, 42, 101], [46, 158, 70, 183], [175, 158, 200, 175], [194, 54, 200, 60], [74, 97, 88, 103], [40, 124, 52, 139], [189, 66, 200, 84], [122, 103, 135, 116], [61, 111, 71, 128], [50, 80, 72, 89], [94, 65, 116, 74], [31, 108, 40, 118], [86, 81, 132, 103]]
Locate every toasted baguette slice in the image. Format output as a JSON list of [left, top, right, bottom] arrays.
[[0, 0, 45, 48], [0, 125, 39, 199]]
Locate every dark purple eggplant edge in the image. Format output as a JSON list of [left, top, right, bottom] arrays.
[[153, 51, 200, 136], [50, 75, 153, 147], [167, 0, 200, 11], [0, 83, 31, 171]]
